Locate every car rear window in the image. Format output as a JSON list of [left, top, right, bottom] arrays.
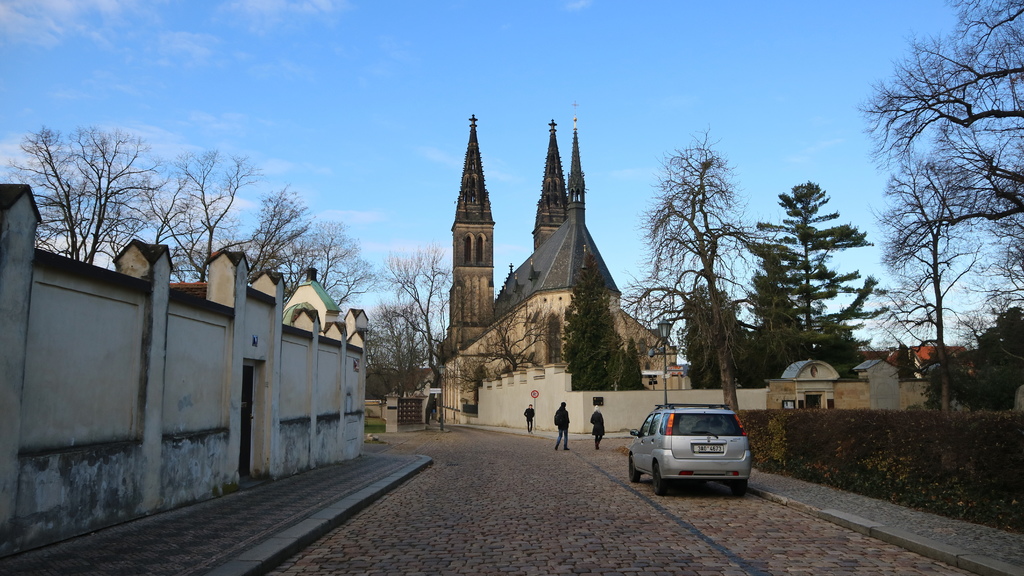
[[670, 413, 743, 436]]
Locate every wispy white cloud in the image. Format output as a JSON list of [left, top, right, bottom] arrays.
[[221, 0, 353, 33], [0, 0, 145, 47], [417, 146, 460, 169], [362, 238, 448, 257], [115, 122, 194, 160], [0, 132, 29, 168], [318, 209, 386, 226], [248, 58, 316, 81], [156, 31, 221, 67], [564, 0, 593, 11], [785, 138, 845, 164], [186, 111, 251, 135], [608, 167, 654, 181]]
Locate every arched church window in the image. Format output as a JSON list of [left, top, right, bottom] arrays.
[[546, 313, 562, 363], [464, 235, 472, 264], [476, 235, 485, 264]]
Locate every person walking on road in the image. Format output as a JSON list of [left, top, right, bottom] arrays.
[[554, 402, 570, 450], [591, 406, 605, 449], [524, 404, 535, 433]]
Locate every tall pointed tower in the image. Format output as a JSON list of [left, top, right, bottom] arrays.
[[567, 117, 586, 219], [533, 120, 567, 250], [449, 115, 495, 349]]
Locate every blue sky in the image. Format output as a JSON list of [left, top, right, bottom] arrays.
[[1, 0, 958, 321]]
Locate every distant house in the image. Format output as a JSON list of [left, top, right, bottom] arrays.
[[766, 358, 928, 410], [862, 346, 967, 379]]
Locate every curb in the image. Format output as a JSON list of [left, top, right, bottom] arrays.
[[748, 487, 1024, 576], [203, 455, 433, 576]]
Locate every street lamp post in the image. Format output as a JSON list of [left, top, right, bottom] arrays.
[[657, 320, 673, 405]]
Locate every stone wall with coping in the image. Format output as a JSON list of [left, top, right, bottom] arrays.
[[0, 185, 367, 557]]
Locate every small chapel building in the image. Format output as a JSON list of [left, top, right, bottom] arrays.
[[440, 116, 670, 423]]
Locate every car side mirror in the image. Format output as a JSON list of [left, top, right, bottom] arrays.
[[629, 429, 640, 437]]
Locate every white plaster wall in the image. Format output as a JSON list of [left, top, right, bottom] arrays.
[[2, 188, 368, 556], [868, 363, 900, 409], [163, 305, 230, 433], [280, 337, 311, 420], [21, 271, 144, 450], [316, 345, 341, 415], [244, 298, 274, 362], [477, 366, 767, 434]]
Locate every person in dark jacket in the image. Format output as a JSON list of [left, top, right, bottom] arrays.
[[590, 406, 605, 449], [554, 402, 570, 450], [524, 404, 535, 433]]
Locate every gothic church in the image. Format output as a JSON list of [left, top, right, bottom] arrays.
[[443, 115, 654, 412]]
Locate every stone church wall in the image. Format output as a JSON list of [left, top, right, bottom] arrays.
[[474, 364, 768, 434], [0, 185, 366, 557]]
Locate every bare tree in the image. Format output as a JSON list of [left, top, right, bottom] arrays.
[[479, 302, 546, 375], [240, 186, 311, 282], [984, 213, 1024, 307], [864, 0, 1024, 225], [139, 179, 188, 247], [381, 244, 452, 392], [280, 220, 377, 307], [878, 157, 981, 410], [630, 133, 750, 410], [8, 126, 161, 265], [168, 150, 260, 281], [365, 300, 429, 399]]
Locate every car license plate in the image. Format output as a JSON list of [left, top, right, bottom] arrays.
[[693, 444, 724, 454]]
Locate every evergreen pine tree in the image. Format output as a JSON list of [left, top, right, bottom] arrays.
[[563, 253, 622, 390], [609, 338, 644, 391], [740, 242, 803, 382], [755, 182, 881, 373]]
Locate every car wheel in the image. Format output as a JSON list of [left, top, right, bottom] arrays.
[[730, 479, 748, 497], [652, 462, 667, 496], [628, 455, 642, 483]]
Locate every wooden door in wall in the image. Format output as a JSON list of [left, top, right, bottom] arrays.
[[239, 365, 254, 477]]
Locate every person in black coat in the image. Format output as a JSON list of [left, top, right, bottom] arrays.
[[524, 404, 535, 433], [554, 402, 570, 450], [591, 406, 605, 449]]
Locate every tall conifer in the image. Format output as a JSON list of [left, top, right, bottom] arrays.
[[563, 253, 622, 390], [755, 182, 881, 374]]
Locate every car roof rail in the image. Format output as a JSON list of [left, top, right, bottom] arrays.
[[655, 403, 733, 410]]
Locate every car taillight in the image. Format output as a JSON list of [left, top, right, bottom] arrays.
[[678, 471, 694, 476], [732, 414, 747, 436], [665, 413, 675, 434]]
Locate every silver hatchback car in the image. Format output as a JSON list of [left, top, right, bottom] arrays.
[[628, 404, 752, 496]]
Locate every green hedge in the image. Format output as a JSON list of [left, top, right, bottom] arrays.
[[738, 409, 1024, 533]]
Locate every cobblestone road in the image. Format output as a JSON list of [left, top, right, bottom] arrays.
[[269, 427, 973, 576]]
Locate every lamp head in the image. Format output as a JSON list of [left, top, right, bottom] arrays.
[[657, 319, 672, 340]]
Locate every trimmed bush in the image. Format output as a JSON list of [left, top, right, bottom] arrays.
[[739, 409, 1024, 533]]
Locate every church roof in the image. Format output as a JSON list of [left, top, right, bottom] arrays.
[[493, 124, 617, 316]]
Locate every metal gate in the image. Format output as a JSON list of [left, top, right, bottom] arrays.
[[397, 397, 423, 425]]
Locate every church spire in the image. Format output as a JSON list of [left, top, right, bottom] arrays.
[[533, 119, 568, 250], [567, 119, 586, 214], [455, 114, 491, 223], [448, 115, 495, 350]]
